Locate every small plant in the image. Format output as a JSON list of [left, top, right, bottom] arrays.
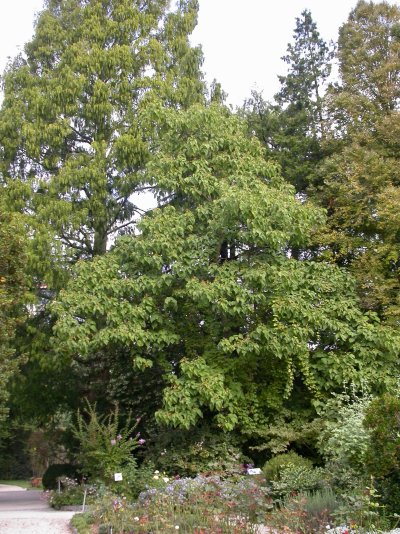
[[48, 477, 98, 510], [263, 451, 313, 481], [72, 401, 145, 485], [267, 488, 340, 534], [70, 512, 95, 534], [270, 464, 327, 498], [332, 480, 393, 533]]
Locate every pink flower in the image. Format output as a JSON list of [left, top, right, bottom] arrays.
[[138, 438, 146, 445], [110, 439, 117, 446], [117, 434, 122, 440]]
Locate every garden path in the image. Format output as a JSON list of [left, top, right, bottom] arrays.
[[0, 485, 75, 533]]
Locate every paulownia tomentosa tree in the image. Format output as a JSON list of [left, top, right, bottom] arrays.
[[0, 0, 204, 283], [52, 104, 400, 450]]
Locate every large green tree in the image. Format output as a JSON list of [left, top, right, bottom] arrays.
[[0, 0, 204, 280], [52, 104, 399, 449], [315, 0, 400, 322]]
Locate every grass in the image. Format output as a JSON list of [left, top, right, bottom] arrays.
[[0, 479, 42, 490]]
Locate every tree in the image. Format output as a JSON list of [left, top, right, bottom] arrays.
[[0, 202, 29, 434], [314, 0, 400, 322], [52, 104, 400, 448], [0, 0, 205, 438], [331, 0, 400, 132], [0, 0, 204, 281], [243, 10, 333, 193]]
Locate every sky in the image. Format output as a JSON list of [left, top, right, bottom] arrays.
[[0, 0, 398, 107]]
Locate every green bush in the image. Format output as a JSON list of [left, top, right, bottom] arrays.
[[318, 393, 371, 478], [145, 426, 250, 477], [263, 451, 313, 481], [72, 401, 142, 484], [42, 463, 80, 490], [364, 394, 400, 516], [364, 394, 400, 478], [270, 464, 326, 498], [70, 513, 94, 534]]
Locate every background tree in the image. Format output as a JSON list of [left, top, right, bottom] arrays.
[[314, 0, 400, 322], [243, 10, 333, 194]]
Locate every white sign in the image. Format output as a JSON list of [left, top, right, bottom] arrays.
[[247, 468, 262, 475], [114, 473, 123, 481]]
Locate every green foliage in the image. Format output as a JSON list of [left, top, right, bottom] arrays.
[[0, 0, 204, 273], [263, 451, 326, 499], [72, 401, 141, 484], [48, 477, 87, 509], [145, 425, 249, 477], [70, 512, 94, 534], [364, 393, 400, 478], [0, 204, 29, 433], [267, 488, 340, 534], [263, 451, 313, 481], [334, 481, 393, 532], [270, 464, 326, 499], [363, 394, 400, 515], [243, 10, 333, 193], [318, 392, 371, 480], [314, 1, 400, 322], [52, 104, 400, 439], [42, 463, 80, 490]]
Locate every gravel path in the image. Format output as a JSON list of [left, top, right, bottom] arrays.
[[0, 485, 76, 533], [0, 510, 75, 534]]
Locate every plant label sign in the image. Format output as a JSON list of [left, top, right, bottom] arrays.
[[114, 473, 123, 481], [247, 468, 262, 475]]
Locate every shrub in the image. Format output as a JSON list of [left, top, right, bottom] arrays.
[[270, 464, 327, 498], [267, 488, 340, 534], [364, 394, 400, 478], [42, 463, 80, 490], [144, 426, 250, 477], [363, 393, 400, 516], [72, 401, 144, 484], [70, 513, 94, 534], [318, 394, 371, 474], [263, 451, 313, 481]]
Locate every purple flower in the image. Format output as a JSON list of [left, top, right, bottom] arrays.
[[138, 438, 146, 445], [110, 439, 117, 446], [117, 434, 122, 441]]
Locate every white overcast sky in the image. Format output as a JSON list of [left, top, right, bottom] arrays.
[[1, 0, 398, 107]]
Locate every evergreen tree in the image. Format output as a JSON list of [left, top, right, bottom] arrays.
[[243, 10, 333, 193]]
